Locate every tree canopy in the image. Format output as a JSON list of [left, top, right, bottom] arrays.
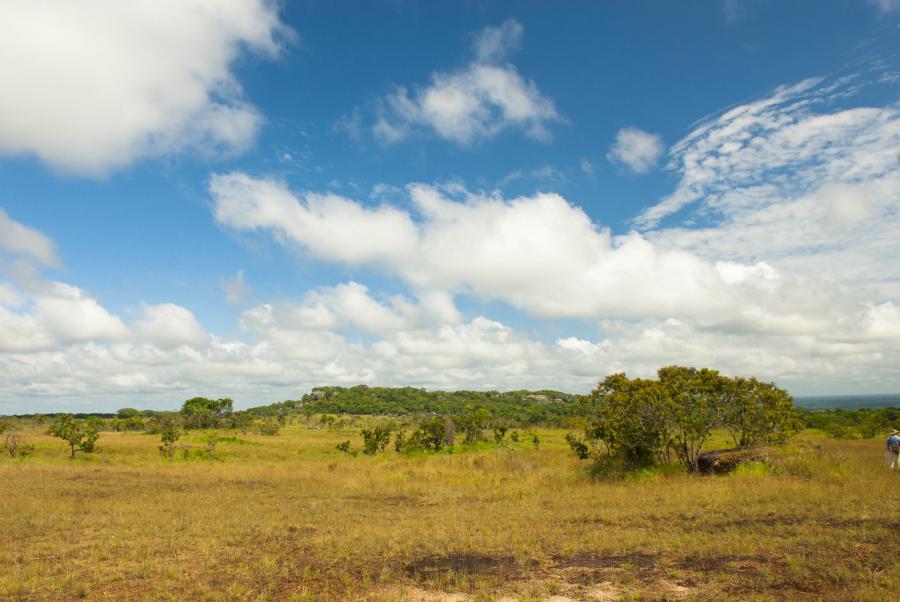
[[571, 366, 799, 472]]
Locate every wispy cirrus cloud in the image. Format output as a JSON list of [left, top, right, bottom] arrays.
[[637, 73, 900, 303], [635, 76, 900, 228], [0, 208, 60, 267]]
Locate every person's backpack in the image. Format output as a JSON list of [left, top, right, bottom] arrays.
[[889, 437, 900, 454]]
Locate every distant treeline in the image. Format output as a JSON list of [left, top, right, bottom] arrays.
[[5, 388, 900, 440], [245, 385, 581, 425], [799, 406, 900, 439]]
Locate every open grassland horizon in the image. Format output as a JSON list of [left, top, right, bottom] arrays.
[[1, 423, 898, 601]]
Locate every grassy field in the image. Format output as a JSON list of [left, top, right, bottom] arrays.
[[1, 423, 898, 601]]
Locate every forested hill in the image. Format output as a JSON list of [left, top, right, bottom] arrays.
[[246, 385, 581, 425]]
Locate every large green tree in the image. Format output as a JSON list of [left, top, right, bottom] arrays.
[[720, 377, 799, 447], [572, 366, 799, 473], [657, 366, 723, 472]]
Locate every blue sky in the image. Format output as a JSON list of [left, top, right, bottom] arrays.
[[1, 1, 899, 412]]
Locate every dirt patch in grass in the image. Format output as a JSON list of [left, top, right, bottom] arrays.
[[405, 553, 522, 581], [345, 493, 425, 506], [678, 553, 780, 573], [552, 551, 658, 570]]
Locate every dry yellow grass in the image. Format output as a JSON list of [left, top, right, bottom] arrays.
[[1, 423, 897, 601]]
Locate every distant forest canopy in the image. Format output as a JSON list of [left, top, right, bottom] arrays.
[[794, 393, 900, 410], [244, 385, 581, 425]]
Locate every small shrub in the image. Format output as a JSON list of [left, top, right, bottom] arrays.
[[394, 430, 406, 453], [336, 440, 356, 456], [159, 418, 182, 460], [257, 419, 281, 436], [205, 435, 219, 458], [402, 417, 447, 452], [3, 432, 33, 458], [565, 432, 590, 460], [586, 455, 655, 481], [361, 426, 391, 455]]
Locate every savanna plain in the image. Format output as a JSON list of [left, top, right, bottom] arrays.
[[1, 423, 897, 601]]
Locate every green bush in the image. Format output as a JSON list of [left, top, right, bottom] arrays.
[[49, 414, 100, 458], [360, 426, 391, 455]]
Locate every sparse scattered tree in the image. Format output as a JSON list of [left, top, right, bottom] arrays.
[[4, 431, 33, 458], [159, 418, 182, 460], [181, 397, 234, 429], [49, 414, 100, 458]]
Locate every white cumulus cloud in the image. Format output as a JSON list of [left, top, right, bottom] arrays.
[[370, 20, 559, 145], [607, 127, 665, 174], [0, 0, 291, 175], [211, 174, 820, 328]]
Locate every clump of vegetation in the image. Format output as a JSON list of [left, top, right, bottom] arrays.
[[360, 425, 392, 455], [492, 423, 509, 445], [3, 431, 33, 458], [159, 418, 182, 460], [568, 366, 799, 474], [49, 414, 100, 458], [256, 418, 281, 436], [402, 417, 448, 452], [205, 435, 219, 458], [454, 408, 490, 444], [335, 440, 357, 456], [180, 397, 235, 429]]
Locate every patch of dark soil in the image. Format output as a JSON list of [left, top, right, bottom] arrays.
[[552, 551, 658, 570], [676, 554, 780, 573], [345, 494, 429, 506], [405, 553, 521, 580], [561, 517, 613, 526], [711, 515, 900, 530]]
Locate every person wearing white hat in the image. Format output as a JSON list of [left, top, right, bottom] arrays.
[[887, 430, 900, 470]]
